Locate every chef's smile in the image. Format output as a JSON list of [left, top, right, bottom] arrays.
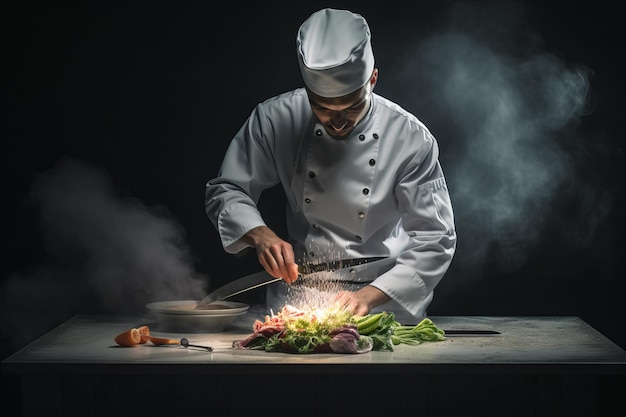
[[326, 118, 352, 137], [307, 81, 373, 140]]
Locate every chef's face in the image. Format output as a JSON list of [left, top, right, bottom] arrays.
[[307, 69, 378, 140]]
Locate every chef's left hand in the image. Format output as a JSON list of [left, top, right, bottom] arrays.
[[333, 285, 391, 317]]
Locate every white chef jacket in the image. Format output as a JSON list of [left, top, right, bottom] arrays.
[[205, 87, 456, 322]]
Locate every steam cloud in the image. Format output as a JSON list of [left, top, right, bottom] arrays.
[[1, 157, 208, 348], [386, 2, 614, 277]]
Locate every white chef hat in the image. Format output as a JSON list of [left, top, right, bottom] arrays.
[[297, 8, 374, 98]]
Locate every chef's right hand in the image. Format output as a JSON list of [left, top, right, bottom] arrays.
[[242, 226, 299, 284]]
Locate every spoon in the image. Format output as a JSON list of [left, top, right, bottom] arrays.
[[180, 337, 213, 352]]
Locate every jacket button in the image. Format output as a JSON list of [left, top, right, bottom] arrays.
[[305, 198, 311, 203], [373, 133, 379, 140], [308, 171, 316, 178], [369, 159, 376, 166], [315, 129, 323, 136], [359, 134, 365, 141], [362, 188, 370, 195], [358, 212, 365, 219], [312, 224, 319, 229]]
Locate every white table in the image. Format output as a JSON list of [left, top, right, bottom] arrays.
[[3, 314, 625, 416]]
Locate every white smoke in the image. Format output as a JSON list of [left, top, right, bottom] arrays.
[[379, 1, 613, 277], [1, 156, 208, 349]]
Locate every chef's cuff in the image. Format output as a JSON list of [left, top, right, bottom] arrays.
[[370, 264, 430, 317], [218, 203, 266, 254]]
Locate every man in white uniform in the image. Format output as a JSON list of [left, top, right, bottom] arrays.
[[205, 8, 456, 322]]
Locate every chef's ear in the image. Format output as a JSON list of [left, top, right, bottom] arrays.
[[369, 68, 379, 90]]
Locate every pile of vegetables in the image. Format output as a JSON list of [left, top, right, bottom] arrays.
[[232, 305, 446, 354]]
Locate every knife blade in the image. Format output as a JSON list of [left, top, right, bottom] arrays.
[[195, 272, 281, 309], [442, 330, 501, 336], [298, 256, 387, 278]]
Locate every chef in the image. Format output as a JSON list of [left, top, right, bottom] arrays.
[[205, 8, 456, 323]]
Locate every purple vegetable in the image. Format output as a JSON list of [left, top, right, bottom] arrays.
[[329, 327, 373, 354], [329, 325, 360, 339]]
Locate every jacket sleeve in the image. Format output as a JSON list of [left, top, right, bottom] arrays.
[[370, 135, 457, 317], [204, 104, 278, 254]]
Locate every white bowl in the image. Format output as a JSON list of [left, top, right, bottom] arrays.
[[152, 311, 248, 333], [146, 300, 250, 333], [146, 300, 249, 315]]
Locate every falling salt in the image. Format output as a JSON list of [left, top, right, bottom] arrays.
[[286, 271, 347, 312]]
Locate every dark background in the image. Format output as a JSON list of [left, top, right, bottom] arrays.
[[1, 0, 623, 371]]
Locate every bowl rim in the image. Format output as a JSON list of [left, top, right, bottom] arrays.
[[146, 299, 249, 316], [153, 310, 248, 319]]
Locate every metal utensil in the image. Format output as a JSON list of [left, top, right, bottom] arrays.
[[180, 337, 213, 351], [442, 330, 501, 336], [195, 272, 281, 309], [298, 256, 387, 278], [195, 256, 387, 309]]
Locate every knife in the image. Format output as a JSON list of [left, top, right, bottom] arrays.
[[298, 256, 387, 278], [195, 272, 281, 309], [196, 256, 387, 309], [441, 330, 501, 336]]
